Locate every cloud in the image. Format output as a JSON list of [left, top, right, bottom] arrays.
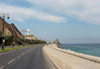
[[0, 3, 66, 23], [26, 0, 100, 24]]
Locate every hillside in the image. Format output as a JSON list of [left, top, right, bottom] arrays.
[[0, 17, 23, 39]]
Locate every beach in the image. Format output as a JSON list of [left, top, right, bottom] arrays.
[[43, 44, 100, 69]]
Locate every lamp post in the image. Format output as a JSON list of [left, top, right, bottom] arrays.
[[21, 29, 26, 46], [26, 29, 30, 39], [0, 13, 10, 50]]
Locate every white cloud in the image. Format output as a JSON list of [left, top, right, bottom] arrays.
[[26, 0, 100, 24], [0, 3, 66, 23]]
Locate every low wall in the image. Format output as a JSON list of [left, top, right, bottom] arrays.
[[43, 44, 100, 69], [52, 44, 100, 63], [43, 44, 72, 69]]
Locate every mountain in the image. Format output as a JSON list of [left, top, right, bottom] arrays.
[[0, 17, 23, 39], [53, 39, 61, 48], [53, 39, 60, 44]]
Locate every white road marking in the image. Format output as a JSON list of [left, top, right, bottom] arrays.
[[16, 55, 21, 59], [22, 53, 25, 55], [7, 47, 34, 65], [0, 50, 16, 56], [0, 46, 29, 56], [0, 47, 34, 68], [8, 59, 16, 64], [0, 66, 4, 69]]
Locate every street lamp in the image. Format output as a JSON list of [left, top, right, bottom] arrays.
[[0, 13, 10, 50], [21, 29, 26, 46]]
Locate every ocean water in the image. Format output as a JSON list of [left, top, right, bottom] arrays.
[[61, 44, 100, 57]]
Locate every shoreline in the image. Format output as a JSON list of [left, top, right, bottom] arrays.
[[43, 44, 100, 69], [59, 44, 100, 58], [57, 44, 100, 63]]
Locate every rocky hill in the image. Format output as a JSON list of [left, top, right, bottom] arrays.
[[0, 17, 23, 39], [53, 39, 60, 44]]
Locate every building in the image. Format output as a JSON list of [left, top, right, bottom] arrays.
[[24, 34, 37, 40]]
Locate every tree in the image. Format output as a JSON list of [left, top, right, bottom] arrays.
[[4, 35, 16, 46]]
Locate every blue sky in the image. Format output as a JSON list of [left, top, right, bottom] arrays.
[[0, 0, 100, 43]]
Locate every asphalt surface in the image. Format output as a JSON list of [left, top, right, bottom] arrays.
[[0, 45, 57, 69]]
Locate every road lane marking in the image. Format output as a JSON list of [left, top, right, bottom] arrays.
[[16, 55, 21, 59], [0, 50, 17, 56], [0, 66, 4, 69], [8, 59, 16, 64], [22, 53, 25, 55], [7, 47, 34, 65], [0, 47, 35, 69], [0, 46, 30, 56]]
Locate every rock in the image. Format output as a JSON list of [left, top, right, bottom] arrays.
[[0, 17, 23, 39], [53, 39, 61, 48], [53, 39, 60, 44]]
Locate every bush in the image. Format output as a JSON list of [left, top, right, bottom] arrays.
[[4, 35, 16, 46], [0, 34, 47, 46], [15, 39, 46, 45]]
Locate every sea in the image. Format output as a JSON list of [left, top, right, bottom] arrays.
[[60, 44, 100, 57]]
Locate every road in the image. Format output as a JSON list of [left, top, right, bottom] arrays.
[[0, 45, 57, 69]]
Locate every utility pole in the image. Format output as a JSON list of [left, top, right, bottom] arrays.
[[0, 13, 10, 50]]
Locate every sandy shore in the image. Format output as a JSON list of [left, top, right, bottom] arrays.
[[43, 44, 100, 69]]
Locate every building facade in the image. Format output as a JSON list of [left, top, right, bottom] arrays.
[[24, 34, 37, 40]]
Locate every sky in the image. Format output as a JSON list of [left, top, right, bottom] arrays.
[[0, 0, 100, 43]]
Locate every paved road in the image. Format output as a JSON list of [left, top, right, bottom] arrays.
[[0, 45, 57, 69]]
